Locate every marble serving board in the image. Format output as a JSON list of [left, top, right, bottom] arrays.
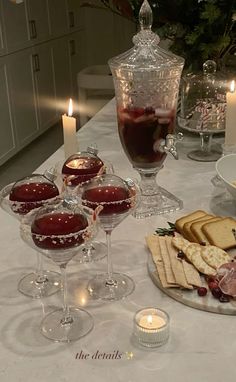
[[147, 253, 236, 315]]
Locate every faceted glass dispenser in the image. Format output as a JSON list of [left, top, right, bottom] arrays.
[[109, 0, 184, 218]]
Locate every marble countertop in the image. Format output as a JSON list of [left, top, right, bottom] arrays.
[[0, 99, 235, 382]]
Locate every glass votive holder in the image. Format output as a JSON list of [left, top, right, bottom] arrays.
[[133, 307, 170, 348]]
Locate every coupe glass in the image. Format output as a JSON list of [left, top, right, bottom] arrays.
[[109, 0, 184, 218], [20, 199, 98, 342], [59, 146, 114, 263], [0, 174, 61, 298], [81, 174, 140, 301]]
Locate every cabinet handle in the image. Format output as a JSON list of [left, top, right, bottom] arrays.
[[69, 40, 76, 56], [32, 54, 40, 72], [68, 11, 75, 28], [29, 20, 37, 39]]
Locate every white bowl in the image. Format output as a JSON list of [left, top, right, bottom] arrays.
[[216, 154, 236, 198]]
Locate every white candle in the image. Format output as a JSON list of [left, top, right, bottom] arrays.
[[62, 98, 78, 159], [133, 308, 169, 347], [139, 314, 166, 330], [225, 80, 236, 145]]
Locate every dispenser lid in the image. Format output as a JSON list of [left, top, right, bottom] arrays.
[[108, 0, 184, 72]]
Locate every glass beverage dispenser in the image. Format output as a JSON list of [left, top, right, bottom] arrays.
[[109, 0, 184, 218]]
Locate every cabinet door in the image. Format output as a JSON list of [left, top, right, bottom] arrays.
[[1, 0, 30, 52], [51, 37, 71, 114], [32, 43, 57, 131], [7, 49, 39, 148], [0, 58, 16, 165], [48, 0, 68, 36], [27, 0, 50, 42], [68, 31, 86, 99], [0, 2, 5, 55], [66, 0, 83, 31]]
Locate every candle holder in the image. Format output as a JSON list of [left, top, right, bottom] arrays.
[[133, 307, 169, 348]]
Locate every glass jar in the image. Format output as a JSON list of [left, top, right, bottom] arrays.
[[109, 0, 184, 218]]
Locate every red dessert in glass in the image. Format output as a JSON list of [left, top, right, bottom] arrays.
[[31, 212, 88, 250], [82, 185, 132, 215], [62, 154, 104, 186], [9, 175, 59, 215], [117, 106, 175, 169]]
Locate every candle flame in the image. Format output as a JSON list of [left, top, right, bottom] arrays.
[[230, 80, 235, 93], [68, 98, 73, 117], [147, 315, 153, 325]]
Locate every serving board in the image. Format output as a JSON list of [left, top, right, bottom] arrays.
[[147, 252, 236, 315]]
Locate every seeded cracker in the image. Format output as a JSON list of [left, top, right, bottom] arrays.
[[172, 236, 191, 252], [185, 244, 216, 276], [201, 245, 231, 269], [165, 237, 193, 289]]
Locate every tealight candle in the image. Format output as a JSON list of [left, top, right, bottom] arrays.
[[133, 308, 169, 347], [62, 98, 78, 159]]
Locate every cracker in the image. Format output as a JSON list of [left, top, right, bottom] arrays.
[[153, 267, 177, 289], [172, 236, 191, 252], [182, 260, 202, 287], [175, 210, 206, 234], [201, 245, 231, 270], [145, 235, 162, 263], [159, 236, 176, 284], [146, 235, 177, 288], [191, 217, 221, 245], [185, 244, 216, 276], [183, 215, 213, 242], [202, 217, 236, 250], [165, 237, 193, 289]]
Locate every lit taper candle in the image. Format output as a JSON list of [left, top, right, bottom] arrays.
[[62, 98, 77, 159], [225, 80, 236, 145]]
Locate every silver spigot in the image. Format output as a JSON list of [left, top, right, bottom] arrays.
[[158, 133, 183, 160]]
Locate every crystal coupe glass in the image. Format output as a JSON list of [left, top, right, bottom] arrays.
[[0, 174, 61, 298], [109, 0, 184, 218], [60, 146, 114, 263], [20, 200, 98, 342], [81, 174, 140, 301]]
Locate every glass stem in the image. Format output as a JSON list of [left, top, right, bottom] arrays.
[[35, 252, 48, 285], [60, 264, 73, 325], [200, 132, 212, 153], [106, 231, 114, 285], [137, 167, 161, 196]]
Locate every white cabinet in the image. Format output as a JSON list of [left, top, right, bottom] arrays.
[[7, 49, 39, 148], [27, 0, 50, 42], [68, 31, 86, 98], [48, 0, 68, 37], [51, 37, 71, 113], [1, 0, 30, 52], [32, 43, 57, 131], [66, 0, 83, 30], [0, 2, 5, 55], [0, 58, 16, 165]]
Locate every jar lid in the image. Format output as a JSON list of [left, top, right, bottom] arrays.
[[108, 0, 184, 75]]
